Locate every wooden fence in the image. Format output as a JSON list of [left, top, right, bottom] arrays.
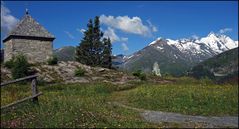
[[1, 75, 43, 110]]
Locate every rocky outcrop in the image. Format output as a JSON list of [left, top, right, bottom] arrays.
[[1, 61, 172, 85], [34, 61, 140, 84]]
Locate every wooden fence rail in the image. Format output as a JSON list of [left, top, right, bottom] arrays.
[[1, 75, 43, 110]]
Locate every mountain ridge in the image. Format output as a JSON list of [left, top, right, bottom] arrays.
[[122, 33, 238, 76]]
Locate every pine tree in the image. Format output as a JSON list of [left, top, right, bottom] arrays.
[[76, 16, 112, 68], [102, 38, 112, 68], [92, 16, 104, 65], [75, 19, 94, 65]]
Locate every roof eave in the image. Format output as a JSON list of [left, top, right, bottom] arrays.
[[3, 35, 55, 43]]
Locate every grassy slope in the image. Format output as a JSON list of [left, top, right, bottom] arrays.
[[1, 78, 238, 128], [112, 77, 238, 116], [1, 83, 158, 128]]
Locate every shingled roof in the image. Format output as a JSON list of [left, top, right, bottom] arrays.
[[3, 12, 55, 42]]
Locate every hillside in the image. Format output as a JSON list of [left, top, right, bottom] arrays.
[[122, 33, 238, 76], [190, 47, 238, 83], [54, 46, 76, 61], [121, 42, 191, 76]]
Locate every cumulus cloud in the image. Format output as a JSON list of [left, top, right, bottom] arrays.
[[1, 3, 19, 34], [219, 28, 232, 34], [64, 31, 75, 39], [103, 27, 120, 42], [147, 20, 157, 32], [121, 43, 129, 51], [100, 15, 156, 37], [76, 28, 86, 34], [103, 27, 128, 43]]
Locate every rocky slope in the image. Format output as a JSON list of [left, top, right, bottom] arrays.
[[36, 61, 141, 84], [1, 61, 140, 85]]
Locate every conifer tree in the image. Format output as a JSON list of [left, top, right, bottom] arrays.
[[75, 19, 94, 65], [102, 38, 112, 68], [93, 16, 104, 65], [76, 16, 112, 68]]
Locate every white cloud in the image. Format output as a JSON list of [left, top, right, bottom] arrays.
[[103, 27, 128, 43], [76, 28, 86, 34], [121, 43, 129, 51], [147, 20, 158, 32], [191, 34, 199, 40], [64, 31, 75, 39], [103, 27, 120, 42], [219, 28, 232, 34], [1, 3, 19, 34], [100, 15, 156, 37]]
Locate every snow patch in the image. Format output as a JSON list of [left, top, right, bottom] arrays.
[[126, 55, 134, 60], [149, 37, 162, 46], [156, 46, 164, 50], [166, 39, 178, 45]]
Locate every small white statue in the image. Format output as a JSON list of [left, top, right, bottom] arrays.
[[152, 62, 161, 77]]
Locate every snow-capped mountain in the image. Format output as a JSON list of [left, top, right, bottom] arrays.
[[121, 33, 238, 76], [199, 32, 238, 53], [149, 32, 238, 58]]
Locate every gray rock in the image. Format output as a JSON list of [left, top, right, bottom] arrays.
[[97, 68, 105, 72]]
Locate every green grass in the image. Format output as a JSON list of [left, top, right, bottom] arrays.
[[1, 77, 238, 128], [1, 83, 158, 128], [1, 83, 32, 106], [112, 77, 238, 116]]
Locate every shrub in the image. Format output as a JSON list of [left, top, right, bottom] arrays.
[[132, 70, 147, 81], [139, 73, 146, 81], [74, 67, 85, 77], [3, 58, 15, 69], [132, 70, 141, 77], [11, 54, 31, 79], [47, 56, 58, 65]]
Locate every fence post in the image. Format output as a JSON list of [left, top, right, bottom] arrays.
[[31, 78, 38, 103]]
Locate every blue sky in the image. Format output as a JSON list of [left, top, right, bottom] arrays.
[[1, 1, 238, 55]]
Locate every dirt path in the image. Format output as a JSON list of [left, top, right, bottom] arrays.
[[109, 102, 238, 128]]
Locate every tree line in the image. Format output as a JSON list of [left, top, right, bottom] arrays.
[[75, 16, 112, 69]]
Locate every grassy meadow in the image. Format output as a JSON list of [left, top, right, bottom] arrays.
[[1, 77, 238, 128], [112, 77, 238, 116]]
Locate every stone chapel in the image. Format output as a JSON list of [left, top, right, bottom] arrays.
[[3, 10, 55, 63]]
